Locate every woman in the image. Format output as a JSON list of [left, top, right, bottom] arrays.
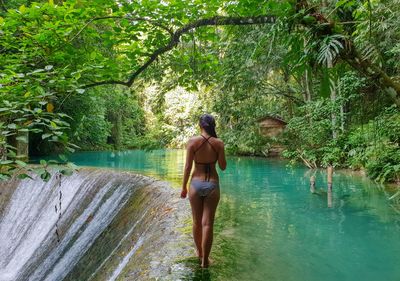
[[181, 114, 227, 268]]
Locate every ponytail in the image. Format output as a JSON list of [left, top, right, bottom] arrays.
[[199, 114, 218, 138]]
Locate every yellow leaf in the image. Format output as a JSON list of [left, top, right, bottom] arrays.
[[19, 5, 26, 13], [0, 17, 4, 25], [49, 0, 54, 5], [24, 92, 31, 98], [46, 103, 54, 113]]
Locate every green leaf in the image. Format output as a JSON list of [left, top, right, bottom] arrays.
[[19, 5, 26, 13], [66, 147, 75, 153], [60, 169, 73, 176], [40, 170, 51, 182], [18, 173, 33, 180], [40, 159, 47, 165], [303, 15, 316, 24], [15, 160, 28, 167], [32, 69, 45, 74], [67, 162, 78, 169], [16, 136, 28, 143], [42, 133, 52, 139], [7, 150, 16, 157], [0, 174, 11, 180], [59, 154, 68, 162]]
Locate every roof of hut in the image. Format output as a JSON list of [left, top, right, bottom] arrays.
[[257, 115, 287, 126]]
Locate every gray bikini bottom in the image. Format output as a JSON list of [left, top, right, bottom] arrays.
[[190, 179, 219, 197]]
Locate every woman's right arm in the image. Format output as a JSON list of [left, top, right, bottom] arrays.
[[218, 142, 227, 171]]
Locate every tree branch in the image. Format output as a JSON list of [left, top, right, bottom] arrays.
[[69, 16, 173, 43], [83, 15, 276, 88], [261, 81, 305, 104]]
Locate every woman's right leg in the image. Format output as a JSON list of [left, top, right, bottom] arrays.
[[189, 185, 204, 259], [201, 187, 220, 268]]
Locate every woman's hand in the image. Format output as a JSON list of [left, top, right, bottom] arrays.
[[180, 188, 188, 199]]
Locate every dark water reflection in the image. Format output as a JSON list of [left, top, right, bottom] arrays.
[[59, 149, 400, 281]]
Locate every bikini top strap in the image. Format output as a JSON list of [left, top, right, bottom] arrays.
[[193, 135, 218, 163], [194, 135, 212, 154], [207, 137, 218, 156]]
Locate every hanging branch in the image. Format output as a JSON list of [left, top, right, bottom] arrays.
[[83, 15, 276, 88], [69, 16, 173, 43]]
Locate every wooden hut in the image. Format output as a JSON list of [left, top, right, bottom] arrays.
[[258, 116, 287, 157], [258, 116, 287, 138]]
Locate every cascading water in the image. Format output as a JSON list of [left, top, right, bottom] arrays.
[[0, 169, 194, 281]]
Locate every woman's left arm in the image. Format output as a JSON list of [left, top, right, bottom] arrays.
[[181, 139, 194, 198]]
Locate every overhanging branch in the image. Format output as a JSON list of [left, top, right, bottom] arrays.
[[69, 16, 173, 43], [83, 15, 276, 88]]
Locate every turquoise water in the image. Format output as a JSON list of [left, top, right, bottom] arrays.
[[61, 150, 400, 281]]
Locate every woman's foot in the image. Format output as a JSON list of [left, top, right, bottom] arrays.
[[201, 258, 212, 268]]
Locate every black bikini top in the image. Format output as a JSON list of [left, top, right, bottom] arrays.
[[193, 135, 218, 181]]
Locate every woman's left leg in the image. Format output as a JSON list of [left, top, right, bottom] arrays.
[[189, 185, 204, 259]]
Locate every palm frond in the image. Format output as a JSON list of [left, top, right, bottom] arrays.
[[317, 35, 345, 67]]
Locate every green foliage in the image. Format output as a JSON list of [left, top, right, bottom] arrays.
[[0, 0, 114, 179], [364, 142, 400, 183], [284, 104, 399, 183], [0, 65, 76, 179], [222, 124, 269, 156], [346, 106, 400, 183], [282, 99, 338, 167], [0, 0, 399, 186]]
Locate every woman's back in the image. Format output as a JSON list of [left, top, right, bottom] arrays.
[[190, 135, 225, 182]]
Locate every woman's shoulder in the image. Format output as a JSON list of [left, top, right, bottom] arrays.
[[212, 137, 224, 147], [188, 135, 202, 142], [187, 136, 202, 146]]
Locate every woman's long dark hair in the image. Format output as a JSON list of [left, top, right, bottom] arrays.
[[199, 114, 218, 138]]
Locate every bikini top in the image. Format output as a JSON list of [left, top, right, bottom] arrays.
[[193, 135, 218, 181]]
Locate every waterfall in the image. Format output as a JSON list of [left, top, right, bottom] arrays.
[[0, 169, 193, 281]]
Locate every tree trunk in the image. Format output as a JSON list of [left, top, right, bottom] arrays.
[[341, 46, 400, 107], [305, 68, 312, 102], [7, 132, 29, 161], [328, 61, 337, 140], [338, 81, 345, 132]]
